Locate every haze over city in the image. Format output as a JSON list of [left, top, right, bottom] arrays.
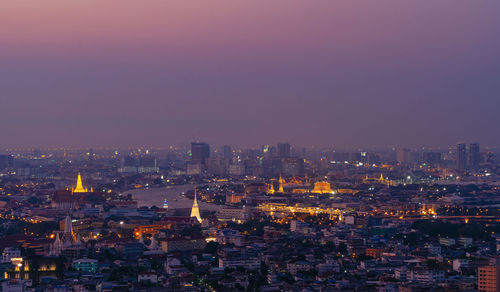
[[1, 0, 499, 148], [1, 2, 500, 292]]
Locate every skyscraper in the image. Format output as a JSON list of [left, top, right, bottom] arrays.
[[396, 148, 411, 164], [0, 155, 14, 170], [423, 152, 442, 166], [456, 143, 467, 172], [222, 145, 232, 161], [191, 142, 210, 165], [469, 143, 480, 170], [277, 142, 291, 158]]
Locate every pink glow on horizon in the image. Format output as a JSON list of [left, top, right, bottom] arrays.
[[0, 1, 499, 147]]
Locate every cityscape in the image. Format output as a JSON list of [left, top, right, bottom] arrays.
[[0, 143, 499, 291], [1, 1, 500, 292]]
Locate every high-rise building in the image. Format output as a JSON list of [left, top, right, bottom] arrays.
[[277, 142, 291, 158], [118, 156, 158, 173], [0, 154, 14, 170], [138, 156, 159, 173], [396, 148, 411, 164], [222, 145, 232, 161], [456, 143, 467, 172], [478, 265, 500, 292], [469, 143, 480, 170], [423, 152, 442, 166], [281, 157, 305, 176], [263, 145, 276, 158], [191, 142, 210, 165]]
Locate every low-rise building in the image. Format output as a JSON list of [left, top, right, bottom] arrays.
[[72, 258, 98, 273]]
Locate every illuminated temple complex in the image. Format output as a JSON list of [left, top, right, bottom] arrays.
[[363, 173, 392, 186], [49, 216, 84, 257], [312, 181, 334, 194]]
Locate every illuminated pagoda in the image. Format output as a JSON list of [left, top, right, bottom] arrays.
[[268, 183, 275, 195], [190, 189, 202, 223], [278, 175, 285, 193], [72, 173, 88, 193]]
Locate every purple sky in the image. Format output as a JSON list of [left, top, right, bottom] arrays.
[[1, 1, 499, 148]]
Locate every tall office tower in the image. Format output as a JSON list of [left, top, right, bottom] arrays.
[[469, 143, 480, 170], [222, 145, 232, 160], [0, 155, 14, 170], [138, 156, 159, 173], [396, 148, 411, 164], [423, 152, 442, 166], [456, 143, 467, 172], [277, 142, 291, 158], [263, 145, 276, 158], [191, 142, 210, 165]]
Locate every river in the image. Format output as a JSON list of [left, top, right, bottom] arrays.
[[123, 184, 221, 212]]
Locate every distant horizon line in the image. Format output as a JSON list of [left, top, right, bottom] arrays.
[[2, 142, 499, 153]]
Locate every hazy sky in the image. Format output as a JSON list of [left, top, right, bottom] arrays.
[[1, 1, 499, 149]]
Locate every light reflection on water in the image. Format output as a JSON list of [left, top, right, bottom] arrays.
[[125, 184, 221, 211]]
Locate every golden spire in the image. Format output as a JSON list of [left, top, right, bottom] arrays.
[[73, 173, 88, 193], [278, 175, 284, 193], [268, 183, 275, 194]]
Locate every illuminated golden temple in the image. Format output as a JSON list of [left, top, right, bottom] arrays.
[[72, 173, 88, 193], [363, 173, 392, 186], [312, 181, 334, 194]]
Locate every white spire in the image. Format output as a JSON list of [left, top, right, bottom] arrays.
[[51, 233, 63, 256], [54, 233, 62, 245], [64, 215, 73, 234], [148, 236, 159, 250], [62, 215, 75, 244], [190, 188, 202, 223], [75, 234, 82, 245]]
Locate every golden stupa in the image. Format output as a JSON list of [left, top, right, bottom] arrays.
[[278, 175, 285, 193], [72, 173, 88, 193], [268, 183, 275, 194]]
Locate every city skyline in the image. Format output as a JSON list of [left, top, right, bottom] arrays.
[[1, 2, 499, 291], [0, 141, 498, 154], [1, 0, 500, 148]]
